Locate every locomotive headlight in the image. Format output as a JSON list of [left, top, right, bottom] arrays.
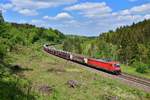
[[70, 54, 73, 60], [43, 44, 47, 48], [84, 58, 88, 64]]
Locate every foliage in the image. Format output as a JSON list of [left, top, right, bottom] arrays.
[[121, 64, 150, 79], [136, 66, 148, 73], [0, 13, 65, 99], [101, 19, 150, 65], [132, 61, 148, 73], [63, 36, 83, 54], [0, 44, 7, 61], [0, 72, 35, 100], [63, 19, 150, 69]]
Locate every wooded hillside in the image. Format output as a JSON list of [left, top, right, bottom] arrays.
[[0, 14, 65, 54], [100, 19, 150, 65], [0, 12, 65, 99], [63, 19, 150, 72]]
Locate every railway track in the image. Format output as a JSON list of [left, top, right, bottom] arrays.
[[44, 44, 150, 92], [119, 73, 150, 87]]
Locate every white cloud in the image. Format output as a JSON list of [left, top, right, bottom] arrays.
[[116, 15, 142, 22], [0, 3, 13, 12], [1, 0, 150, 36], [43, 16, 50, 20], [1, 3, 13, 9], [18, 9, 38, 16], [30, 19, 48, 27], [61, 2, 150, 35], [1, 0, 77, 16], [20, 2, 150, 36], [65, 2, 150, 20], [43, 12, 73, 20], [11, 0, 77, 10], [40, 2, 150, 36], [130, 3, 150, 14], [113, 3, 150, 16], [144, 14, 150, 19], [120, 9, 130, 15], [31, 19, 44, 24], [64, 2, 112, 18], [65, 2, 106, 10], [111, 3, 150, 23]]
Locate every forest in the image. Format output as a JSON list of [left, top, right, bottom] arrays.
[[0, 13, 65, 59], [63, 19, 150, 74]]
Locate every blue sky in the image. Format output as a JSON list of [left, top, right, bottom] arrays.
[[0, 0, 150, 36]]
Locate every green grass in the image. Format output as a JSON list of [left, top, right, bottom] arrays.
[[121, 64, 150, 79], [6, 44, 150, 100]]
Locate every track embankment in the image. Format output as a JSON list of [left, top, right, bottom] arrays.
[[44, 46, 150, 92]]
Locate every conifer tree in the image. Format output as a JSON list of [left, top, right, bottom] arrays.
[[0, 10, 4, 23]]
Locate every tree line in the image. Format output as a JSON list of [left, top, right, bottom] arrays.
[[63, 20, 150, 73]]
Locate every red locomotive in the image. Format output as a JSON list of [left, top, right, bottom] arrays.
[[44, 44, 121, 74]]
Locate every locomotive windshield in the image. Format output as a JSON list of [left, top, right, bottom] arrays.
[[114, 64, 120, 67], [101, 58, 112, 62]]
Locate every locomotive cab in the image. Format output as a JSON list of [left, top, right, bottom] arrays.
[[113, 63, 121, 74], [114, 64, 120, 67]]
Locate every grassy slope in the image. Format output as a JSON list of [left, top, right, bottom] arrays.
[[121, 65, 150, 79], [8, 44, 150, 100]]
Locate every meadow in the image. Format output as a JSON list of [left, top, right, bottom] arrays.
[[5, 44, 150, 100]]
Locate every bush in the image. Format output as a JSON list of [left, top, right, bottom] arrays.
[[132, 61, 148, 73], [136, 66, 148, 73], [0, 44, 7, 60]]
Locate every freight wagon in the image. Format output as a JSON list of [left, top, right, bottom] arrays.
[[44, 44, 121, 74]]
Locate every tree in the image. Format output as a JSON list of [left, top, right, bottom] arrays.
[[0, 10, 4, 23], [0, 11, 7, 61], [63, 38, 73, 52], [0, 44, 7, 61], [0, 11, 6, 37]]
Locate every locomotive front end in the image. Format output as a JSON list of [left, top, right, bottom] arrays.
[[113, 63, 121, 74]]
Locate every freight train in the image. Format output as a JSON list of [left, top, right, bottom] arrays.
[[43, 44, 121, 74]]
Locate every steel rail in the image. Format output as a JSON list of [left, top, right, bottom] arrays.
[[119, 73, 150, 87]]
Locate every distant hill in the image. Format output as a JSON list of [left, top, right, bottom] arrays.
[[0, 12, 67, 67], [9, 22, 65, 43], [0, 12, 65, 52]]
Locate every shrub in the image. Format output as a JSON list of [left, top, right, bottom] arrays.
[[132, 61, 148, 73], [136, 66, 148, 73], [0, 44, 7, 60]]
